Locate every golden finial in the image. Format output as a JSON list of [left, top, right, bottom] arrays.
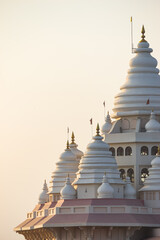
[[66, 140, 69, 149], [96, 123, 100, 136], [140, 25, 146, 42], [157, 146, 160, 156], [71, 132, 75, 144]]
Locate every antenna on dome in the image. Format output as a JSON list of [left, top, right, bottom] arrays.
[[67, 127, 69, 141], [130, 16, 134, 53], [103, 101, 106, 120]]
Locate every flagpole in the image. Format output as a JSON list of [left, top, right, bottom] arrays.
[[90, 118, 93, 138], [67, 127, 69, 141], [103, 101, 106, 120], [130, 16, 133, 53]]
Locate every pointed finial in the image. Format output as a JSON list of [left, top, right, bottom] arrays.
[[96, 123, 100, 136], [157, 146, 160, 156], [140, 25, 146, 42], [66, 140, 69, 149], [71, 132, 75, 144]]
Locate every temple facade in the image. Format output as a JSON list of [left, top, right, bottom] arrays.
[[14, 26, 160, 240]]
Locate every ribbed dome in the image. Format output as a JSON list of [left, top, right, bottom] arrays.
[[73, 124, 124, 185], [38, 180, 49, 204], [97, 173, 114, 198], [49, 141, 78, 194], [69, 132, 83, 160], [124, 177, 136, 199], [60, 176, 76, 200], [113, 26, 160, 118], [145, 111, 160, 132], [139, 149, 160, 191], [101, 111, 112, 134]]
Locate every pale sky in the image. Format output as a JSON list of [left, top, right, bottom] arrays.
[[1, 1, 160, 239]]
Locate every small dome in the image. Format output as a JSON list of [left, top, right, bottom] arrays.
[[60, 176, 76, 199], [69, 132, 83, 160], [97, 173, 114, 198], [101, 111, 112, 134], [38, 180, 49, 204], [145, 111, 160, 132], [124, 177, 136, 199], [139, 149, 160, 192]]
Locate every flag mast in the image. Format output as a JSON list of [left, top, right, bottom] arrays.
[[130, 16, 134, 53], [103, 101, 106, 120]]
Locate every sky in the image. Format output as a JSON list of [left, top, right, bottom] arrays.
[[1, 0, 160, 239]]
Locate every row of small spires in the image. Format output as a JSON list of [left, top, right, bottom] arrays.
[[39, 171, 136, 203]]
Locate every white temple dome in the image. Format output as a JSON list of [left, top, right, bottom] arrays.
[[145, 111, 160, 132], [60, 175, 76, 199], [69, 132, 83, 160], [124, 177, 136, 199], [38, 180, 49, 204], [73, 124, 124, 186], [112, 26, 160, 118], [139, 149, 160, 191], [97, 173, 114, 198], [101, 111, 112, 134], [49, 141, 78, 194]]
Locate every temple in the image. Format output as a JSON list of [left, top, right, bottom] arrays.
[[14, 26, 160, 240]]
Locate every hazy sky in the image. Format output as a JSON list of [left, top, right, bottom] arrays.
[[1, 1, 160, 239]]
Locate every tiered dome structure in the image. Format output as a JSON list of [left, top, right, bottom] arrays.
[[73, 124, 124, 198], [113, 26, 160, 118], [101, 111, 112, 134], [145, 111, 160, 132], [49, 141, 79, 201]]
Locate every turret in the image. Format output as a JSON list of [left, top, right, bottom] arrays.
[[38, 180, 49, 204], [60, 175, 76, 200], [49, 140, 78, 202], [97, 173, 114, 198], [139, 147, 160, 207]]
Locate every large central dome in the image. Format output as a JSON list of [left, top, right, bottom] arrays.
[[113, 26, 160, 118]]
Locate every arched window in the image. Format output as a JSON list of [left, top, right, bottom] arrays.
[[127, 168, 134, 183], [119, 169, 125, 180], [125, 146, 132, 156], [117, 147, 124, 156], [141, 146, 148, 156], [151, 146, 158, 155], [109, 147, 115, 156], [141, 168, 149, 183]]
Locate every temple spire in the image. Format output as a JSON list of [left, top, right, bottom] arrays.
[[96, 123, 100, 136], [140, 25, 146, 42], [66, 140, 69, 149], [71, 132, 75, 144]]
